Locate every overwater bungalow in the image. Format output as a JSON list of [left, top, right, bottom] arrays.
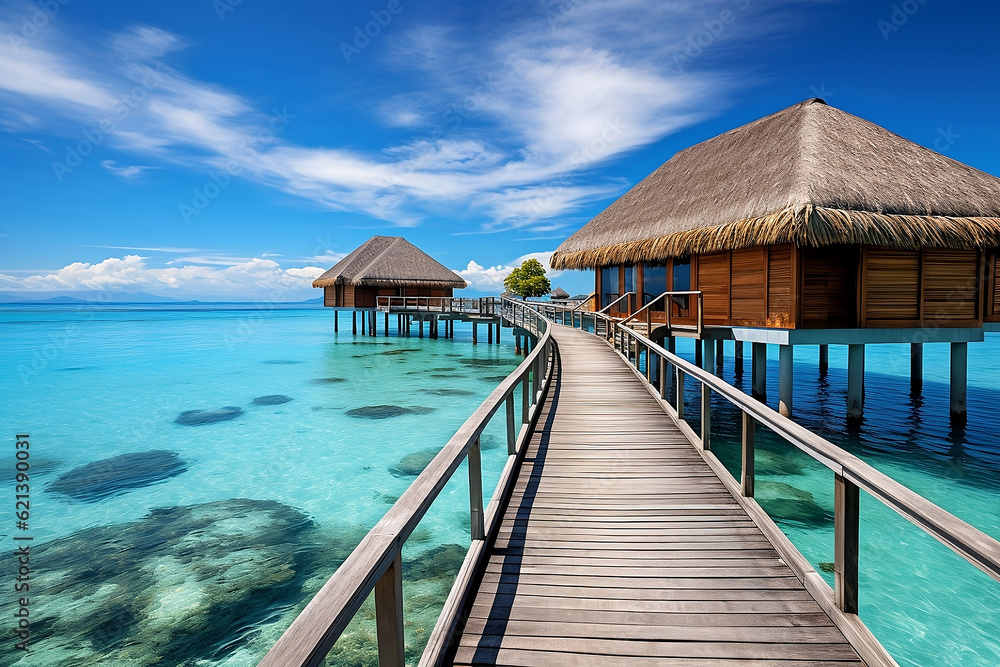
[[312, 235, 501, 342], [551, 98, 1000, 419], [313, 235, 467, 308]]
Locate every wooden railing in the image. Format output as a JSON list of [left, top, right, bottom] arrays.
[[258, 298, 555, 667], [620, 290, 704, 337], [374, 296, 499, 315], [540, 308, 1000, 666], [597, 290, 635, 315]]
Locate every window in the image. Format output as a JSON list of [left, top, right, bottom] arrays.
[[643, 263, 666, 309], [672, 257, 691, 313], [601, 266, 619, 309]]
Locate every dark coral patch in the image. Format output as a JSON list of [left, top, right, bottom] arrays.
[[48, 450, 187, 502], [252, 394, 293, 406], [174, 406, 243, 426]]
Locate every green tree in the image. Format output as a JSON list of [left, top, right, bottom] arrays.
[[503, 258, 551, 300]]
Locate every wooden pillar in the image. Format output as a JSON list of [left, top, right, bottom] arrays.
[[515, 335, 521, 355], [472, 322, 478, 345], [695, 339, 703, 368], [716, 339, 724, 370], [950, 342, 968, 422], [334, 311, 339, 333], [847, 344, 865, 420], [374, 552, 405, 667], [834, 474, 860, 614], [666, 336, 676, 354], [735, 340, 744, 376], [752, 342, 766, 401], [704, 339, 715, 376], [372, 311, 377, 337], [911, 343, 923, 389], [819, 344, 829, 373], [384, 312, 389, 337], [779, 345, 793, 417], [419, 317, 424, 338], [488, 320, 493, 344]]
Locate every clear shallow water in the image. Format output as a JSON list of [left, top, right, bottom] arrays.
[[3, 306, 999, 666], [0, 305, 523, 666], [664, 336, 1000, 667]]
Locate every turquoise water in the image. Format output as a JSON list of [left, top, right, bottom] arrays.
[[2, 305, 999, 666], [0, 305, 523, 666], [663, 336, 1000, 667]]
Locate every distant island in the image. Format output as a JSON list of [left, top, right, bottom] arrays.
[[0, 291, 325, 305]]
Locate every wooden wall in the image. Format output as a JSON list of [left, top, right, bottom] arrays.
[[861, 248, 981, 327], [802, 246, 857, 328], [322, 285, 453, 308], [988, 252, 1000, 322], [595, 244, 986, 329]]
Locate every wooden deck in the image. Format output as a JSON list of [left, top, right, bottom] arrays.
[[448, 325, 865, 666]]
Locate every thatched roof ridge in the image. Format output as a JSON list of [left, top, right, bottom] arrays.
[[312, 236, 467, 289], [551, 99, 1000, 269]]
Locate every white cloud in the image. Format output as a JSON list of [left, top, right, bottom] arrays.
[[456, 251, 563, 292], [101, 159, 155, 178], [0, 255, 326, 297]]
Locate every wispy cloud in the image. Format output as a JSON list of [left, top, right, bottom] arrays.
[[0, 1, 780, 231], [84, 245, 205, 253]]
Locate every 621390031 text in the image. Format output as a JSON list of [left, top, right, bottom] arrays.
[[13, 434, 32, 652]]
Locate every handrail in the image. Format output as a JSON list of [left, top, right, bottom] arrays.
[[619, 290, 704, 337], [571, 293, 596, 312], [597, 291, 635, 314], [582, 314, 1000, 596], [374, 296, 499, 315], [258, 298, 555, 667], [533, 305, 1000, 665]]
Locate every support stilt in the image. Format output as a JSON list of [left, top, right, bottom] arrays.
[[735, 340, 744, 376], [334, 311, 339, 333], [419, 317, 424, 338], [472, 322, 478, 345], [950, 342, 967, 423], [353, 311, 357, 335], [704, 339, 715, 376], [695, 340, 703, 368], [488, 321, 493, 344], [819, 344, 829, 373], [779, 345, 793, 417], [751, 343, 766, 401], [847, 344, 865, 420], [716, 339, 724, 370], [911, 343, 923, 390]]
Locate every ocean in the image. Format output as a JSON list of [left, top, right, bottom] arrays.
[[0, 303, 998, 666]]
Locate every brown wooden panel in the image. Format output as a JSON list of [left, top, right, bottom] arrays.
[[698, 252, 730, 322], [767, 245, 792, 327], [730, 248, 766, 323], [990, 253, 1000, 321], [323, 286, 337, 307], [343, 284, 355, 308], [923, 249, 979, 324], [863, 249, 919, 324], [803, 246, 857, 328]]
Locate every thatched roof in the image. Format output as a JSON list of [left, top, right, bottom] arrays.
[[551, 98, 1000, 269], [312, 236, 467, 289], [550, 287, 570, 299]]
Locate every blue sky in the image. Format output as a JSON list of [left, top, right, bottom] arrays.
[[0, 0, 997, 300]]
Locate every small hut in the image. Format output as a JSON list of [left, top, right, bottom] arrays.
[[313, 236, 467, 308], [551, 98, 1000, 420]]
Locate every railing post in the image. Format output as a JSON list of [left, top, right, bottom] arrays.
[[697, 293, 704, 337], [521, 370, 530, 425], [701, 384, 711, 451], [675, 366, 685, 420], [506, 393, 516, 455], [468, 437, 485, 541], [835, 473, 860, 614], [741, 412, 755, 497], [659, 356, 667, 399], [645, 348, 652, 384], [374, 551, 405, 667]]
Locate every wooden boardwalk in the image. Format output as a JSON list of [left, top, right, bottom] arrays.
[[448, 325, 865, 666]]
